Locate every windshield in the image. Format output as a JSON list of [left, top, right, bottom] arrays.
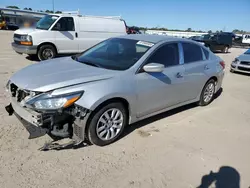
[[244, 49, 250, 55], [36, 15, 58, 30], [73, 38, 153, 70]]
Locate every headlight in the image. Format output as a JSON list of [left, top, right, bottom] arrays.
[[27, 92, 82, 110], [20, 35, 32, 42], [233, 58, 239, 64]]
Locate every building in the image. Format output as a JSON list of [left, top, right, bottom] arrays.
[[146, 30, 208, 38], [0, 7, 47, 28]]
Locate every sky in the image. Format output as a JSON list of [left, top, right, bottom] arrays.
[[1, 0, 250, 32]]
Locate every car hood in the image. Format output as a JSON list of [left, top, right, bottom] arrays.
[[237, 54, 250, 61], [10, 57, 117, 92], [14, 28, 43, 35]]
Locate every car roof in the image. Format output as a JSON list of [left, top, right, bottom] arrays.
[[117, 34, 188, 44]]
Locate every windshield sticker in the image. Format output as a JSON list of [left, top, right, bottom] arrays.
[[136, 41, 154, 47]]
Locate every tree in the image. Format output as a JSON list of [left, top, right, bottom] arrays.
[[55, 11, 62, 14], [6, 6, 20, 9], [24, 7, 28, 10], [28, 8, 32, 11], [208, 30, 212, 34], [45, 10, 54, 13], [186, 28, 192, 32]]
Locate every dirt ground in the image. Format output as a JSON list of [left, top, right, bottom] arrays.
[[0, 31, 249, 188]]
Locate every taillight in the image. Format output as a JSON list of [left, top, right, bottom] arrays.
[[220, 61, 225, 69]]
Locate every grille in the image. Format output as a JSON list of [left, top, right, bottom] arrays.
[[240, 61, 250, 66], [238, 66, 250, 72], [10, 83, 31, 102], [14, 34, 21, 40], [13, 34, 22, 44]]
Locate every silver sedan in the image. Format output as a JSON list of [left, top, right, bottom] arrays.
[[231, 48, 250, 74], [5, 35, 225, 146]]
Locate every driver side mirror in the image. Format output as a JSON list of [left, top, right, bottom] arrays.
[[143, 63, 165, 73]]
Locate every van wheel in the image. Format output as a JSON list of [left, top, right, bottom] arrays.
[[38, 44, 56, 61], [198, 79, 216, 106], [87, 102, 128, 146], [222, 46, 229, 53]]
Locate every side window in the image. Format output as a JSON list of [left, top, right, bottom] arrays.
[[53, 17, 75, 31], [202, 47, 209, 59], [147, 43, 179, 67], [182, 43, 203, 63]]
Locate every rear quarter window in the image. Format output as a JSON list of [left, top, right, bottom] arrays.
[[202, 47, 210, 59]]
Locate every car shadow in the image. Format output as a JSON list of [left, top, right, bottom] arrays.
[[121, 87, 223, 140], [213, 51, 231, 54], [232, 71, 250, 77], [197, 166, 240, 188]]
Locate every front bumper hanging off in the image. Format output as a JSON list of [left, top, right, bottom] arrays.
[[5, 97, 91, 150], [5, 103, 48, 139]]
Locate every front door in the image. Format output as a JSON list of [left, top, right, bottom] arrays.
[[52, 17, 79, 53], [136, 43, 187, 118]]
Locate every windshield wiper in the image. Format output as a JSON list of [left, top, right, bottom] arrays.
[[71, 56, 102, 68], [82, 61, 102, 68]]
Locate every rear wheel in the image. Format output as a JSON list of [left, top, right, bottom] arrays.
[[198, 79, 216, 106], [222, 46, 229, 53], [38, 44, 56, 61], [87, 102, 128, 146]]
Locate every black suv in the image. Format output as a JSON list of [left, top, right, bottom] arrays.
[[203, 32, 234, 53]]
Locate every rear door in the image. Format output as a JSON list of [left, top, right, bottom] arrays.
[[52, 17, 79, 53], [181, 42, 209, 100]]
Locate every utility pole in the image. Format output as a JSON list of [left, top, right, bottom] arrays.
[[52, 0, 55, 13]]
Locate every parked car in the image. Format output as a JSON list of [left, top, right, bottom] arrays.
[[5, 35, 225, 146], [231, 48, 250, 73], [203, 33, 233, 53], [12, 14, 127, 61]]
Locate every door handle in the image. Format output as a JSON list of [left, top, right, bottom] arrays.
[[176, 72, 183, 78], [204, 65, 210, 70], [75, 32, 78, 38]]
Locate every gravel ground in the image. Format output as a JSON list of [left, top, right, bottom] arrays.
[[0, 31, 249, 188]]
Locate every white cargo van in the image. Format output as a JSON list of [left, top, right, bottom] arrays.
[[12, 14, 127, 60], [242, 34, 250, 45]]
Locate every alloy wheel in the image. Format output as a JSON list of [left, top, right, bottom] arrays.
[[203, 83, 215, 103], [96, 108, 124, 141]]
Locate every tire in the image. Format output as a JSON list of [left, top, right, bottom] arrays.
[[37, 44, 56, 61], [222, 46, 229, 53], [230, 69, 235, 73], [198, 79, 216, 106], [87, 102, 128, 146]]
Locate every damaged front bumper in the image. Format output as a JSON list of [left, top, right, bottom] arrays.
[[5, 97, 91, 142], [5, 99, 49, 139]]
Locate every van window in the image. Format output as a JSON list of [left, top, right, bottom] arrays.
[[36, 15, 59, 30], [53, 17, 75, 31]]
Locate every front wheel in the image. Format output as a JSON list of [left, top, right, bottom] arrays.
[[38, 44, 56, 61], [87, 102, 128, 146], [198, 79, 216, 106]]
